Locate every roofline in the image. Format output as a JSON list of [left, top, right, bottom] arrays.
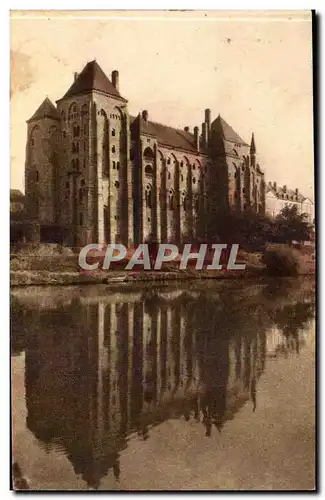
[[26, 114, 60, 124], [222, 137, 249, 147], [56, 88, 128, 104], [156, 141, 208, 157]]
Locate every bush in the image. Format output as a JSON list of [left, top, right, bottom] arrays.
[[262, 248, 299, 277]]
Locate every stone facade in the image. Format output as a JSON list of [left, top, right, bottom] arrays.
[[266, 181, 314, 224], [25, 60, 266, 247]]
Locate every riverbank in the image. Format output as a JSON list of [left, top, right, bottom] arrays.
[[11, 264, 265, 287], [10, 243, 314, 287]]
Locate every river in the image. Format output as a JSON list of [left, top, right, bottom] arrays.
[[11, 278, 315, 491]]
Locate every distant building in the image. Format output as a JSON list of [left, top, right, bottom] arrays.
[[24, 60, 265, 247], [266, 181, 314, 224]]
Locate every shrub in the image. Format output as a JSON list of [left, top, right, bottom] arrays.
[[262, 248, 299, 277]]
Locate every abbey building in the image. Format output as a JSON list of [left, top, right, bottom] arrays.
[[25, 60, 266, 247]]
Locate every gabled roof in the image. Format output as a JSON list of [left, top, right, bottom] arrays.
[[267, 184, 306, 203], [212, 115, 248, 146], [27, 97, 60, 123], [60, 60, 127, 102], [10, 189, 25, 202], [131, 114, 204, 154]]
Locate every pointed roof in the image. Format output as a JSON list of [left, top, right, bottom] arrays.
[[250, 132, 256, 154], [27, 97, 60, 123], [60, 60, 127, 102], [212, 115, 248, 146]]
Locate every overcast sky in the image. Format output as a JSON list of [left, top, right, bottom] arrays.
[[10, 10, 314, 199]]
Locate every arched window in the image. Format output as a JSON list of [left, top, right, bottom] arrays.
[[169, 194, 174, 211], [180, 174, 184, 182], [112, 129, 116, 137], [145, 186, 152, 209], [145, 165, 153, 175], [81, 104, 88, 118], [112, 145, 115, 153], [72, 142, 79, 153], [143, 147, 154, 161], [193, 177, 196, 184], [35, 170, 39, 182], [113, 161, 116, 169], [167, 158, 171, 165], [73, 125, 80, 137], [81, 179, 85, 187]]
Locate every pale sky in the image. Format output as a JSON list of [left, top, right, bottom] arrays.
[[10, 10, 314, 199]]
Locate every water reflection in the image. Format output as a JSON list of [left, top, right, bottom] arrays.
[[11, 279, 315, 490]]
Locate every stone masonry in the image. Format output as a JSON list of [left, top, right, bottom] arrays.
[[25, 60, 266, 247]]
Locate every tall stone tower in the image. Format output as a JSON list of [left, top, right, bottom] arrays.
[[55, 60, 133, 247], [25, 98, 61, 231]]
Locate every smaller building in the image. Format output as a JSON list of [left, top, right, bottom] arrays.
[[266, 181, 314, 224]]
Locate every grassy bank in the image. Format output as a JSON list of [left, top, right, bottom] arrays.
[[10, 243, 314, 287]]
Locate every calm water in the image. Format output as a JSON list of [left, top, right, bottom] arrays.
[[11, 278, 315, 491]]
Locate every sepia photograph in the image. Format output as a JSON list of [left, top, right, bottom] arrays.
[[10, 10, 315, 491]]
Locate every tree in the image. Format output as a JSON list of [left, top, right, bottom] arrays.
[[213, 209, 274, 251], [274, 205, 311, 244]]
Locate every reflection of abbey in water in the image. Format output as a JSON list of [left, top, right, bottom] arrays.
[[16, 289, 268, 489]]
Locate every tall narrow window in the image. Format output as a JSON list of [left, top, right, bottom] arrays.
[[112, 145, 116, 153], [79, 212, 83, 225], [35, 170, 39, 182], [112, 129, 116, 136]]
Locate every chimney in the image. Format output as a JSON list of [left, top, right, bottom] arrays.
[[74, 72, 79, 82], [273, 181, 277, 190], [112, 70, 119, 92], [283, 185, 287, 193], [184, 126, 189, 132], [194, 126, 199, 151], [205, 108, 211, 145], [205, 108, 211, 126], [295, 188, 299, 195], [202, 122, 208, 146], [142, 110, 148, 122]]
